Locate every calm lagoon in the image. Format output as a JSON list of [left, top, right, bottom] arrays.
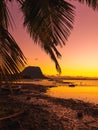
[[17, 79, 98, 104], [46, 79, 98, 104]]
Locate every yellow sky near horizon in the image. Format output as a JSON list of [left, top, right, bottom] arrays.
[[8, 1, 98, 77]]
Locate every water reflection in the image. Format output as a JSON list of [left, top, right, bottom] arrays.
[[46, 86, 98, 104], [16, 79, 98, 104]]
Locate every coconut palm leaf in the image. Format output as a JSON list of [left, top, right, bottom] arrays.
[[0, 0, 13, 29], [0, 0, 98, 73], [0, 0, 8, 28], [21, 0, 98, 73], [21, 0, 75, 73], [0, 0, 26, 80], [0, 25, 26, 79], [77, 0, 98, 10]]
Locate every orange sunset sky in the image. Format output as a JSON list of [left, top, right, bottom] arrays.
[[8, 1, 98, 77]]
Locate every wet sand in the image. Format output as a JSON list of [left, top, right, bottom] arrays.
[[0, 83, 98, 130]]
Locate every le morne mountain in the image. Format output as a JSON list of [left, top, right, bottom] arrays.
[[21, 66, 46, 79]]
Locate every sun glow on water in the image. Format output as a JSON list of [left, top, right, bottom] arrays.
[[46, 86, 98, 104]]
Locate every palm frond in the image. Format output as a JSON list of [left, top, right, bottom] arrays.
[[77, 0, 98, 10], [0, 25, 26, 78], [17, 0, 24, 5], [0, 0, 13, 28], [43, 43, 61, 73], [21, 0, 75, 73]]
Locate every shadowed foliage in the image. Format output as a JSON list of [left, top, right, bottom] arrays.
[[22, 0, 75, 73], [77, 0, 98, 10], [0, 26, 26, 76], [0, 0, 98, 77], [0, 0, 26, 80], [20, 0, 98, 73]]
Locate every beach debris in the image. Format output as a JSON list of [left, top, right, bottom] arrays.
[[26, 96, 31, 100], [77, 111, 84, 120], [69, 83, 75, 87], [1, 85, 21, 94]]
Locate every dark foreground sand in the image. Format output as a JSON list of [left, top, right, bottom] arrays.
[[0, 83, 98, 130]]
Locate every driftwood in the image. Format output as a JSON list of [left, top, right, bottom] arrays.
[[0, 111, 24, 130], [0, 111, 24, 121]]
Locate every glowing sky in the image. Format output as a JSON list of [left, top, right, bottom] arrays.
[[8, 1, 98, 77]]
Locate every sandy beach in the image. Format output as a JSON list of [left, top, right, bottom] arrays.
[[0, 83, 98, 130]]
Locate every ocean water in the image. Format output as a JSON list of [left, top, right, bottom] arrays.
[[18, 79, 98, 104], [46, 79, 98, 104]]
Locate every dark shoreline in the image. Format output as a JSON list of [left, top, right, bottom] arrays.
[[0, 83, 98, 130]]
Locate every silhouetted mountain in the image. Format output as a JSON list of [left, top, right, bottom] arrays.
[[21, 66, 46, 79]]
